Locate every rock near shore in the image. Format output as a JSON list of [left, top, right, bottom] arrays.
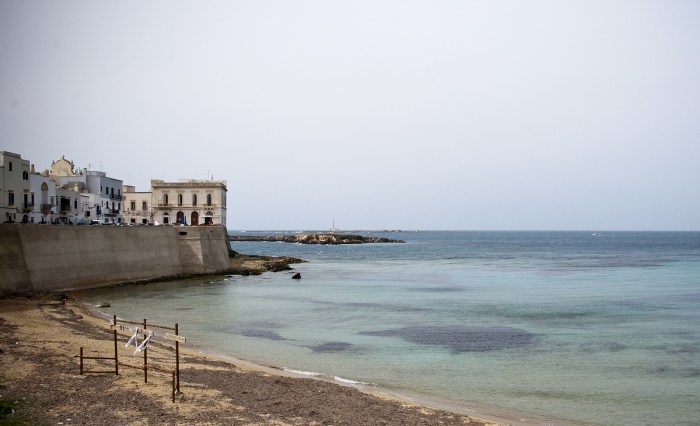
[[229, 233, 405, 245]]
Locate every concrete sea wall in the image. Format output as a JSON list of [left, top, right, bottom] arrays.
[[0, 225, 231, 295]]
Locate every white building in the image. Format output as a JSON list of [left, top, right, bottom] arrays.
[[122, 185, 151, 224], [50, 157, 124, 224], [28, 170, 56, 224], [123, 179, 227, 226], [0, 151, 31, 223]]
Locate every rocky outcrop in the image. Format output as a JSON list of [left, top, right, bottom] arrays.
[[229, 234, 405, 245], [228, 251, 305, 275]]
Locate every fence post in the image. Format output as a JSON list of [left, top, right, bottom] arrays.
[[175, 323, 180, 392], [143, 319, 148, 383], [113, 329, 119, 375], [172, 371, 176, 402], [80, 347, 83, 375]]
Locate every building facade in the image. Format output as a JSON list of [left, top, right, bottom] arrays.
[[28, 171, 55, 223], [122, 179, 227, 226], [0, 151, 31, 223], [51, 157, 124, 224], [122, 185, 152, 224], [0, 152, 226, 227], [151, 179, 227, 227]]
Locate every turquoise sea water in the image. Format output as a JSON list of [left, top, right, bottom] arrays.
[[80, 231, 700, 425]]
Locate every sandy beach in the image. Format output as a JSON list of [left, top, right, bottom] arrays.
[[0, 294, 507, 425]]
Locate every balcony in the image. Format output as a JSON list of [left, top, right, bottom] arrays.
[[22, 202, 34, 212], [157, 203, 171, 208], [40, 203, 52, 212], [110, 194, 125, 200], [59, 205, 72, 212], [104, 208, 120, 215]]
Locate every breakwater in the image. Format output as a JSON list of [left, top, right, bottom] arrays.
[[229, 233, 405, 244], [0, 225, 231, 295]]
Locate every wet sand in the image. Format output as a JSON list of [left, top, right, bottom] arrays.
[[0, 296, 509, 425]]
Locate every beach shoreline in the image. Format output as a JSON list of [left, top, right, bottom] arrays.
[[76, 296, 566, 426], [1, 295, 517, 425]]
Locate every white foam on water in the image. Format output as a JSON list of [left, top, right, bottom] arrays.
[[283, 369, 370, 386], [332, 376, 369, 385], [283, 368, 322, 377]]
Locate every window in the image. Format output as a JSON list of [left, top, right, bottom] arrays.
[[207, 194, 212, 206], [192, 194, 197, 206], [163, 216, 169, 224], [131, 218, 136, 223], [131, 201, 136, 210], [142, 219, 147, 224], [118, 202, 121, 210], [142, 201, 147, 210], [178, 194, 183, 206], [105, 187, 109, 195], [31, 193, 35, 205], [164, 194, 168, 205], [23, 171, 29, 180], [8, 192, 14, 205], [8, 162, 12, 171], [86, 210, 91, 217], [74, 199, 77, 209]]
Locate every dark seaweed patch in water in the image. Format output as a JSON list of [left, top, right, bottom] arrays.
[[666, 343, 700, 355], [685, 368, 700, 378], [360, 326, 534, 353], [604, 343, 627, 352], [341, 302, 384, 309], [409, 287, 464, 293], [175, 307, 193, 311], [649, 366, 671, 375], [243, 321, 283, 329], [241, 329, 287, 341], [579, 342, 627, 353], [308, 342, 352, 353]]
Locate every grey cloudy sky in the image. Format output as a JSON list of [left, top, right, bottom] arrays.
[[1, 1, 699, 230]]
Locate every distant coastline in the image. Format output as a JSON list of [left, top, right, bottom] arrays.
[[229, 233, 406, 245]]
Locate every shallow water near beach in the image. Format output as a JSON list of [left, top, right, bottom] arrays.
[[80, 231, 700, 425]]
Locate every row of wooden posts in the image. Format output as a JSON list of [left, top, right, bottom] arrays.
[[79, 315, 186, 403]]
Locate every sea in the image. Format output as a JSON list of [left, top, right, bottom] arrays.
[[79, 231, 700, 426]]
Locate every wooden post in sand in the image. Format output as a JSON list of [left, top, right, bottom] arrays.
[[143, 319, 148, 383], [175, 323, 180, 392], [113, 315, 119, 375]]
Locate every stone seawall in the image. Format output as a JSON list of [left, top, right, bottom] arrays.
[[0, 225, 231, 295]]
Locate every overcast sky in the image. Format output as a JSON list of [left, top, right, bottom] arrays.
[[1, 1, 699, 230]]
